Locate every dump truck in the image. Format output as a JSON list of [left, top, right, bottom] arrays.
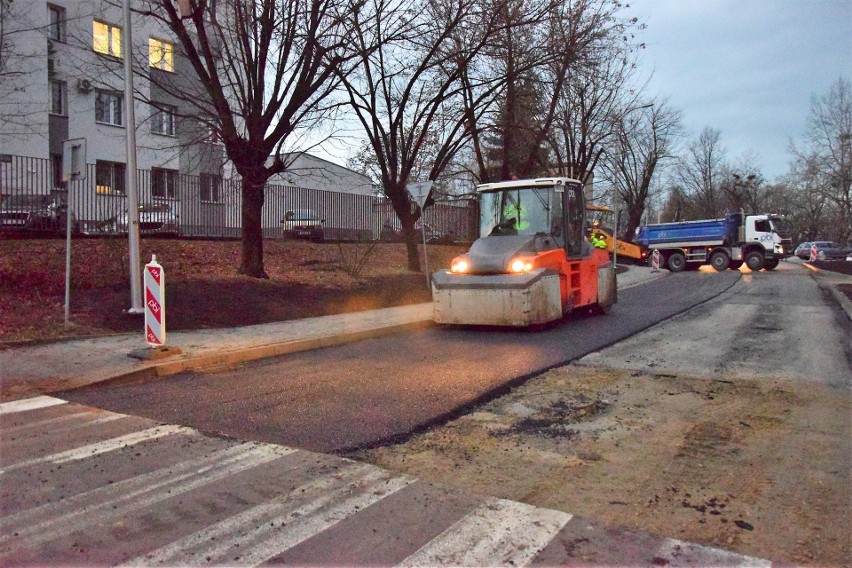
[[431, 177, 617, 326], [586, 204, 646, 263], [635, 212, 792, 272]]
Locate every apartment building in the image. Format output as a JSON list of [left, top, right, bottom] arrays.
[[0, 0, 222, 182], [0, 1, 396, 239]]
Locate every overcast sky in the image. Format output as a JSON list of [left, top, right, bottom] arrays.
[[314, 1, 851, 182], [628, 0, 852, 181]]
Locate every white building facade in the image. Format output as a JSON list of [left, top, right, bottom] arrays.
[[0, 1, 448, 241]]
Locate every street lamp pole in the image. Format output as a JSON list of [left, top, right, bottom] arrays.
[[123, 0, 143, 313]]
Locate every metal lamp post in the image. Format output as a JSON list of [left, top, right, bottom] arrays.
[[123, 0, 143, 313]]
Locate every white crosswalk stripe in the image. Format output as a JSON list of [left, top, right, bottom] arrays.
[[0, 441, 297, 551], [3, 424, 195, 472], [0, 408, 121, 435], [123, 462, 415, 567], [400, 497, 572, 567], [0, 395, 66, 415], [654, 538, 773, 567]]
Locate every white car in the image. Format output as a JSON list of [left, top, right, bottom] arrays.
[[113, 202, 180, 236]]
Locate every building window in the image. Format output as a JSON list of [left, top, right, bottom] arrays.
[[95, 91, 123, 126], [49, 80, 66, 115], [151, 168, 179, 199], [48, 4, 65, 42], [149, 38, 174, 72], [93, 20, 122, 58], [96, 160, 126, 194], [200, 173, 222, 203], [150, 104, 176, 136]]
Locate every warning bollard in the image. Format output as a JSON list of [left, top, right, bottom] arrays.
[[144, 255, 166, 347], [651, 249, 661, 272], [808, 244, 818, 262]]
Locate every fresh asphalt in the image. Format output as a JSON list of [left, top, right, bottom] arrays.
[[58, 269, 744, 454]]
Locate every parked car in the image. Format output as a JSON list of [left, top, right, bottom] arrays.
[[0, 193, 78, 234], [800, 241, 850, 261], [794, 242, 812, 259], [112, 202, 180, 236], [282, 209, 324, 242]]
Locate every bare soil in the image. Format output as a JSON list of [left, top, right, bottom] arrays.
[[354, 365, 849, 565]]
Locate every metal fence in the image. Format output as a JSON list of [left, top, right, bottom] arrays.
[[0, 154, 477, 242]]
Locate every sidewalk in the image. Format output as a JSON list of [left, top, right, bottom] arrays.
[[0, 265, 668, 401]]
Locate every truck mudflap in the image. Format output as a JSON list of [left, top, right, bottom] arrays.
[[431, 268, 563, 326]]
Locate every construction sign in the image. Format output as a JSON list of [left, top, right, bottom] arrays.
[[144, 255, 166, 347]]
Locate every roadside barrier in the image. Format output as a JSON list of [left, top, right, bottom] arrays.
[[144, 255, 166, 347]]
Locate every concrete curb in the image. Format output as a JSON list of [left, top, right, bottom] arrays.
[[804, 263, 852, 322]]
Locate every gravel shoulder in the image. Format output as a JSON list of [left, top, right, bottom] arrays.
[[355, 365, 849, 565]]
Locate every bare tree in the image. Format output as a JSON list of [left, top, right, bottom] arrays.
[[337, 0, 503, 271], [789, 77, 851, 242], [670, 127, 728, 219], [602, 97, 682, 241], [140, 0, 368, 278], [462, 0, 642, 188], [719, 152, 765, 214], [0, 0, 49, 138]]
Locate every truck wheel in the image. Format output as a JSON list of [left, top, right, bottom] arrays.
[[745, 251, 765, 271], [709, 251, 729, 272], [667, 251, 686, 273], [728, 260, 743, 270], [764, 259, 779, 270]]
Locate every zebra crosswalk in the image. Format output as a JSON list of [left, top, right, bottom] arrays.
[[0, 396, 772, 567]]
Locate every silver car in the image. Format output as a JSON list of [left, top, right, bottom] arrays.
[[113, 202, 180, 236]]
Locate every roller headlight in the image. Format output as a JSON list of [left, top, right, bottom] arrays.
[[510, 259, 533, 273], [451, 258, 470, 273]]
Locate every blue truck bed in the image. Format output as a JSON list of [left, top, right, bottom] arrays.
[[636, 213, 741, 248]]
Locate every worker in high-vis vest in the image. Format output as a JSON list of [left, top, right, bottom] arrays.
[[590, 232, 607, 249]]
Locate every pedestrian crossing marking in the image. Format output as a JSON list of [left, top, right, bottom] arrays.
[[123, 462, 415, 566], [1, 397, 775, 567], [400, 497, 572, 567], [0, 395, 66, 415]]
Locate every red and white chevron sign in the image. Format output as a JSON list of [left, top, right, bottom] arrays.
[[144, 255, 166, 347]]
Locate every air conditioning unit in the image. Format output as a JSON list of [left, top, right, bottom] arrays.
[[77, 78, 93, 93]]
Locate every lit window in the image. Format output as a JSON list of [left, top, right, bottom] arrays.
[[200, 173, 222, 203], [151, 168, 179, 199], [48, 5, 65, 42], [149, 38, 174, 72], [151, 104, 176, 136], [93, 20, 122, 58], [96, 160, 126, 194], [49, 80, 67, 115], [95, 91, 123, 126]]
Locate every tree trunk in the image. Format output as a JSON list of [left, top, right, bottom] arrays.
[[403, 223, 421, 272], [239, 176, 268, 279], [624, 206, 644, 243]]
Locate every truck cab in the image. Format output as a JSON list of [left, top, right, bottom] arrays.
[[742, 214, 793, 262]]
